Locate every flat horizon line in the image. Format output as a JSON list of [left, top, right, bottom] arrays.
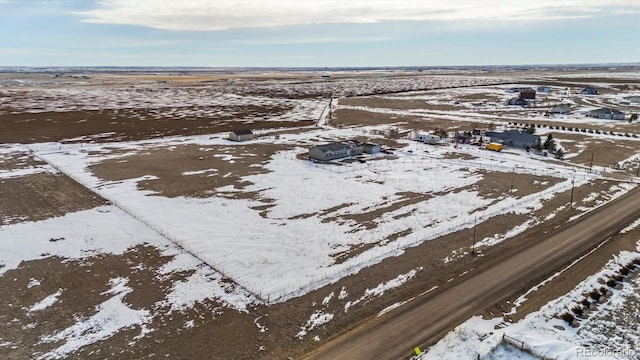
[[1, 62, 640, 73]]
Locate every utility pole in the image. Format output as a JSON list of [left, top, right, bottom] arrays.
[[569, 175, 575, 209], [510, 166, 515, 194], [637, 163, 640, 177], [589, 152, 594, 172], [471, 215, 477, 255]]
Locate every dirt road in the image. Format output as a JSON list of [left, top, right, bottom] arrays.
[[305, 185, 640, 360]]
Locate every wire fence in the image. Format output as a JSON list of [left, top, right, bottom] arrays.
[[501, 334, 553, 360], [28, 146, 269, 304]]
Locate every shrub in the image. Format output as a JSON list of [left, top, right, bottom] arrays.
[[571, 305, 583, 316], [621, 267, 630, 276], [599, 287, 608, 295], [581, 298, 591, 307], [561, 312, 575, 323], [606, 279, 618, 288], [589, 289, 601, 301], [625, 264, 635, 271], [614, 274, 624, 282]]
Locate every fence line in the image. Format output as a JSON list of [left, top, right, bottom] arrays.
[[501, 334, 553, 360], [28, 147, 269, 304]]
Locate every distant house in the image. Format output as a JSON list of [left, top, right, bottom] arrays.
[[309, 141, 363, 161], [537, 86, 551, 94], [362, 142, 381, 154], [587, 108, 625, 120], [485, 130, 540, 149], [580, 86, 598, 95], [229, 129, 254, 142], [456, 133, 472, 144], [624, 96, 640, 104], [417, 133, 441, 144], [506, 97, 529, 106], [507, 87, 534, 93], [519, 89, 536, 100], [552, 104, 572, 114]]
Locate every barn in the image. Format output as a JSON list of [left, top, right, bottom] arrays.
[[519, 89, 536, 100]]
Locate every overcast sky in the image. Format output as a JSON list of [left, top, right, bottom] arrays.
[[1, 0, 639, 67]]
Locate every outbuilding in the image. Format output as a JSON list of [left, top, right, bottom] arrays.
[[362, 142, 381, 154], [229, 129, 254, 142], [519, 89, 536, 100], [580, 86, 598, 95]]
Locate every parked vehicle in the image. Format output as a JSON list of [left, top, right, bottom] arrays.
[[486, 142, 503, 152]]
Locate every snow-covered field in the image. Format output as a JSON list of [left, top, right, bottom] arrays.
[[2, 124, 601, 304]]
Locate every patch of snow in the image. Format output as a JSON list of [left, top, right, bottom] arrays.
[[322, 292, 334, 306], [345, 268, 421, 313], [38, 278, 151, 360], [28, 289, 62, 312], [338, 287, 348, 300], [296, 310, 334, 339], [620, 217, 640, 234]]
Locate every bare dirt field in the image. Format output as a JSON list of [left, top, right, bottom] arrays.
[[1, 68, 640, 360], [89, 143, 289, 198], [0, 110, 314, 144]]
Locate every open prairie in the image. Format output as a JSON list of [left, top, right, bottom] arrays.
[[1, 67, 639, 359]]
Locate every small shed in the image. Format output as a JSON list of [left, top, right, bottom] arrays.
[[229, 129, 254, 142], [363, 142, 381, 154]]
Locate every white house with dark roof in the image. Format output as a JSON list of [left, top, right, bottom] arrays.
[[587, 108, 625, 120], [485, 130, 540, 149], [552, 104, 572, 114], [309, 141, 363, 161]]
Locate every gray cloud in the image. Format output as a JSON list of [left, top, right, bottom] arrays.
[[75, 0, 640, 31]]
